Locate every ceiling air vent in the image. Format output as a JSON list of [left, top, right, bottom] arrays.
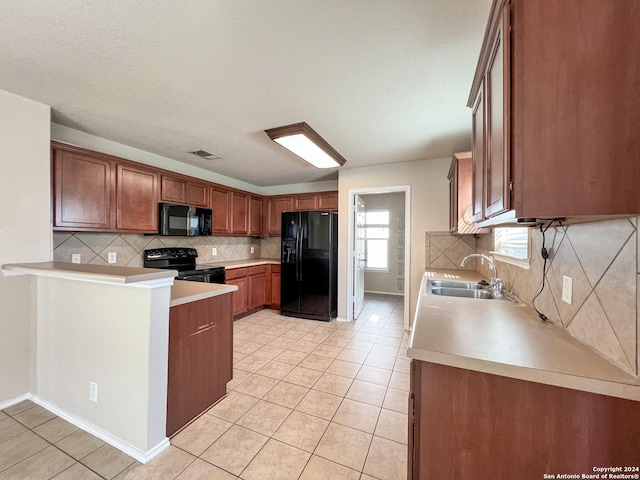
[[189, 149, 220, 160]]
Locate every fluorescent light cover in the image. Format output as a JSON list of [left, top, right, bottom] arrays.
[[265, 122, 346, 169], [274, 134, 340, 168]]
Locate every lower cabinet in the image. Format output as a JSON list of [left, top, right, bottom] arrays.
[[227, 264, 280, 318], [408, 361, 640, 479], [266, 264, 281, 309], [248, 266, 266, 310], [166, 293, 233, 437], [225, 268, 248, 317]]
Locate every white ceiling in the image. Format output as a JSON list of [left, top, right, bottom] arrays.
[[1, 1, 491, 187]]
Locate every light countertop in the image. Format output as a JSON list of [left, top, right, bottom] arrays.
[[408, 269, 640, 401], [170, 280, 237, 307], [1, 261, 176, 284], [203, 258, 280, 269]]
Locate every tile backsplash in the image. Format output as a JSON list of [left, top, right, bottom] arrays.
[[425, 231, 478, 270], [53, 233, 281, 267], [475, 217, 639, 377]]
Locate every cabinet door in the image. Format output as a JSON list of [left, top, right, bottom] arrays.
[[116, 163, 159, 232], [317, 192, 338, 210], [231, 191, 249, 235], [271, 271, 281, 308], [248, 196, 263, 236], [448, 158, 459, 233], [294, 194, 317, 211], [161, 175, 187, 204], [53, 148, 115, 230], [211, 186, 231, 235], [248, 273, 266, 310], [227, 276, 248, 317], [187, 181, 209, 208], [484, 13, 510, 218], [267, 197, 293, 236], [471, 87, 485, 223]]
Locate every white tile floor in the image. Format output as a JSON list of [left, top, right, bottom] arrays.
[[0, 293, 409, 480]]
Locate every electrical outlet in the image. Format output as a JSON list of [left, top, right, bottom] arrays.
[[212, 247, 217, 256], [71, 254, 81, 264], [89, 381, 98, 402], [251, 246, 255, 254], [562, 275, 573, 304], [107, 252, 117, 264]]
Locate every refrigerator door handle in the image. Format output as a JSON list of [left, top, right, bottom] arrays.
[[297, 224, 303, 282]]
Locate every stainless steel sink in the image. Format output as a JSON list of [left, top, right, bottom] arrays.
[[425, 279, 516, 302], [430, 287, 495, 299], [429, 280, 483, 290]]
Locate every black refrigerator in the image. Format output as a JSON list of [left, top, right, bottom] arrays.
[[281, 210, 338, 322]]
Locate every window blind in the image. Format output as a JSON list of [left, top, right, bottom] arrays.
[[493, 227, 529, 259]]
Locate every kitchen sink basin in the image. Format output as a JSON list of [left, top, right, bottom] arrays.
[[425, 280, 517, 302], [430, 287, 495, 299], [429, 280, 483, 289]]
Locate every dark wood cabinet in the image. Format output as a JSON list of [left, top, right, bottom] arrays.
[[167, 293, 233, 437], [53, 147, 115, 230], [266, 196, 293, 236], [186, 181, 209, 208], [469, 0, 640, 226], [293, 191, 338, 212], [409, 361, 640, 479], [266, 264, 281, 309], [115, 163, 159, 232], [226, 267, 248, 317], [248, 196, 263, 236], [448, 153, 488, 235], [230, 191, 249, 235], [162, 175, 209, 208], [248, 265, 266, 310], [317, 191, 338, 210], [294, 194, 317, 211], [211, 186, 231, 235]]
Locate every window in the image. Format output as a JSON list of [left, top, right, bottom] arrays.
[[492, 227, 530, 268], [365, 210, 389, 270]]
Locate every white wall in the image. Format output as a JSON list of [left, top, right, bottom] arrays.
[[338, 158, 450, 323], [0, 90, 51, 402], [361, 192, 406, 295]]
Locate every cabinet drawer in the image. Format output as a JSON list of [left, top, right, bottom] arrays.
[[225, 267, 248, 280], [248, 265, 267, 276]]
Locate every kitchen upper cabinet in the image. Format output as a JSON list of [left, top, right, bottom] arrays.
[[317, 191, 338, 210], [469, 0, 640, 225], [161, 175, 209, 208], [116, 163, 159, 232], [53, 146, 115, 230], [211, 186, 231, 235], [449, 153, 488, 234], [409, 360, 640, 479], [230, 191, 249, 235], [53, 142, 158, 233], [294, 194, 317, 211], [248, 195, 263, 236], [266, 196, 293, 236]]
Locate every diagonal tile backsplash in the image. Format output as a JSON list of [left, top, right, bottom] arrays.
[[475, 217, 639, 376], [53, 233, 281, 267]]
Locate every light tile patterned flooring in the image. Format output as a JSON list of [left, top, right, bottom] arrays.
[[0, 293, 408, 480]]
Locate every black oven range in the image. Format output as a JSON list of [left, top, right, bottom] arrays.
[[143, 248, 225, 284]]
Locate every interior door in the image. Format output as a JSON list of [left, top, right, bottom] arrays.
[[353, 195, 366, 319]]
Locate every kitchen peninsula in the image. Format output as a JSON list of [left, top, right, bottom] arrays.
[[0, 261, 236, 463]]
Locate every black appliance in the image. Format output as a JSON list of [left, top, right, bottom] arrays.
[[281, 210, 337, 321], [143, 247, 225, 283], [158, 203, 212, 236]]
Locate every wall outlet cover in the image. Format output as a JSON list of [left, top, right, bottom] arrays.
[[89, 381, 98, 402], [71, 254, 81, 264], [107, 252, 117, 264], [212, 247, 217, 256], [251, 246, 255, 254], [562, 275, 573, 304]]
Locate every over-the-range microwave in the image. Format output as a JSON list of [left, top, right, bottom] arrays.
[[158, 202, 212, 236]]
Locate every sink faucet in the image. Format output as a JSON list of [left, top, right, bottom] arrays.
[[460, 254, 503, 298]]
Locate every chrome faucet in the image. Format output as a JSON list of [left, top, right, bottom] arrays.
[[460, 254, 503, 298]]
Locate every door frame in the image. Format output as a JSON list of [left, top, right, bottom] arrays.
[[346, 185, 411, 330]]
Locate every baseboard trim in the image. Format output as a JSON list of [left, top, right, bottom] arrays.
[[0, 392, 31, 410], [30, 395, 170, 464], [364, 290, 404, 297]]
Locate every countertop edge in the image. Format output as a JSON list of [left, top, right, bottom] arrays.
[[1, 262, 176, 285], [202, 259, 280, 269], [170, 281, 238, 307]]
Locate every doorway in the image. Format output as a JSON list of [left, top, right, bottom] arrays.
[[347, 186, 410, 330]]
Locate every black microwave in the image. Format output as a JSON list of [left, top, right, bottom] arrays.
[[158, 203, 212, 236]]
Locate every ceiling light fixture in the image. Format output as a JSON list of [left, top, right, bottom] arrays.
[[265, 122, 346, 169]]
